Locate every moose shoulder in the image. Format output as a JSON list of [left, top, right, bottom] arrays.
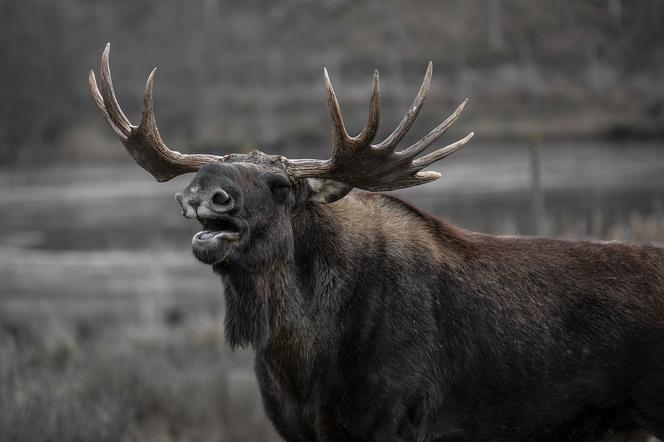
[[90, 44, 664, 441]]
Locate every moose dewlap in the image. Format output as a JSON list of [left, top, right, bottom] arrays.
[[90, 44, 664, 441]]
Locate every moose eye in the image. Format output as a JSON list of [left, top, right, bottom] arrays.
[[268, 176, 291, 200]]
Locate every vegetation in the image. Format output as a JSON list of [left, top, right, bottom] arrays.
[[0, 318, 279, 441]]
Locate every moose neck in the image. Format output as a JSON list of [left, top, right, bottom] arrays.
[[216, 199, 351, 353], [216, 193, 463, 355], [217, 193, 374, 354]]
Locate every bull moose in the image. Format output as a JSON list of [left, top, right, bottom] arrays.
[[89, 44, 664, 441]]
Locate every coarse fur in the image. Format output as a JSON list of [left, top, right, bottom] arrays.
[[176, 153, 664, 442], [89, 46, 664, 440]]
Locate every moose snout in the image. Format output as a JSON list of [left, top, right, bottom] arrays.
[[175, 187, 235, 219]]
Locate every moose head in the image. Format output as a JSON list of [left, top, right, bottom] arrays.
[[89, 44, 473, 271]]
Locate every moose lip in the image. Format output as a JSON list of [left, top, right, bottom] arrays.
[[194, 217, 241, 242], [194, 230, 240, 241]]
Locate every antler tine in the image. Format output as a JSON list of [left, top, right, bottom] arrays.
[[89, 70, 127, 141], [374, 61, 432, 151], [137, 68, 167, 143], [412, 131, 474, 169], [324, 68, 350, 149], [398, 98, 468, 159], [89, 44, 225, 182], [99, 43, 132, 136], [353, 70, 380, 147], [138, 68, 157, 129]]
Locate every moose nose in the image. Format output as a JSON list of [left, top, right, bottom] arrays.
[[175, 192, 200, 218], [212, 190, 231, 206], [175, 187, 235, 219], [206, 188, 235, 215]]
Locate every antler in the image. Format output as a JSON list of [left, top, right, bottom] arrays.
[[283, 62, 474, 191], [89, 43, 225, 182], [90, 45, 472, 191]]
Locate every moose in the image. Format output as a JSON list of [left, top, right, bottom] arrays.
[[89, 44, 664, 441]]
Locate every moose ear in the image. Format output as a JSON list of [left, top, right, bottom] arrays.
[[306, 178, 352, 204]]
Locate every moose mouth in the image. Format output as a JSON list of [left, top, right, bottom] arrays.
[[194, 217, 242, 242]]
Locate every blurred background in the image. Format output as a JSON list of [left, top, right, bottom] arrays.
[[2, 1, 664, 440]]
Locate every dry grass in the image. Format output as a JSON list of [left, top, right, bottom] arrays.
[[0, 317, 279, 442]]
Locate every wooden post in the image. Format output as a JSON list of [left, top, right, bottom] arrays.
[[529, 135, 544, 236]]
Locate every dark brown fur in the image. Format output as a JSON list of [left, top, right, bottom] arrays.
[[176, 158, 664, 441], [90, 46, 664, 440]]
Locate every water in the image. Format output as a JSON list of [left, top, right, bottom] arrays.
[[2, 141, 663, 312]]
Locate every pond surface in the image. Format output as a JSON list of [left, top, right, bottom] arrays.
[[1, 140, 663, 325]]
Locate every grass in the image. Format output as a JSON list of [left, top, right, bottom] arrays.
[[0, 317, 279, 442]]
